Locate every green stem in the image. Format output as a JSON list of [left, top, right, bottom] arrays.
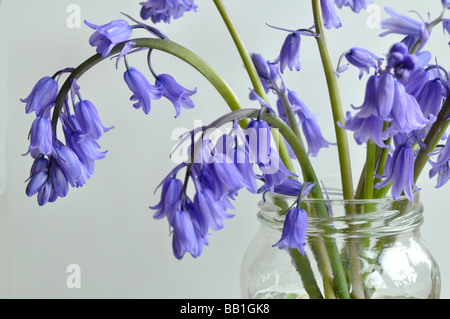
[[364, 141, 376, 200], [212, 0, 268, 103], [311, 0, 354, 201], [289, 249, 324, 299]]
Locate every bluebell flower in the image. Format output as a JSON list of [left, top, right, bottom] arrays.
[[84, 19, 132, 58], [258, 150, 297, 194], [375, 72, 396, 119], [385, 81, 428, 137], [302, 117, 334, 157], [151, 176, 184, 222], [344, 47, 383, 79], [49, 160, 69, 198], [26, 156, 50, 199], [380, 8, 429, 44], [343, 112, 387, 148], [74, 99, 113, 140], [273, 207, 308, 255], [195, 187, 233, 231], [273, 32, 301, 73], [428, 136, 450, 188], [386, 42, 409, 68], [321, 0, 342, 29], [124, 67, 163, 114], [62, 116, 108, 175], [251, 53, 280, 91], [54, 142, 90, 188], [26, 156, 68, 205], [171, 205, 206, 260], [21, 76, 58, 116], [285, 90, 333, 156], [429, 161, 450, 188], [386, 42, 419, 81], [375, 137, 420, 201], [140, 0, 198, 23], [443, 0, 450, 9], [417, 79, 445, 119], [245, 119, 272, 166], [335, 0, 373, 13], [401, 68, 430, 99], [155, 74, 197, 118], [28, 115, 54, 158]]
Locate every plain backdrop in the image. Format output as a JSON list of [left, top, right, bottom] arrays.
[[0, 0, 449, 298]]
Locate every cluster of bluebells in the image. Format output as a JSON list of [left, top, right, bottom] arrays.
[[22, 72, 112, 206], [22, 0, 450, 262], [23, 17, 197, 205], [339, 6, 450, 200], [152, 119, 317, 259]]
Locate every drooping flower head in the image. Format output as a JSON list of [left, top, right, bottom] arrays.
[[251, 53, 280, 91], [335, 0, 373, 13], [343, 47, 383, 79], [273, 182, 315, 256], [375, 136, 420, 201], [429, 135, 450, 188], [285, 90, 333, 156], [268, 25, 317, 74], [124, 66, 163, 114], [23, 75, 111, 205], [155, 73, 197, 118], [321, 0, 342, 29], [386, 42, 418, 81], [380, 8, 429, 45], [74, 99, 113, 141], [21, 76, 58, 116], [273, 32, 301, 73], [85, 19, 133, 58], [140, 0, 198, 24]]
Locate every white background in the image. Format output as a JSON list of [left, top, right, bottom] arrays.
[[0, 0, 449, 298]]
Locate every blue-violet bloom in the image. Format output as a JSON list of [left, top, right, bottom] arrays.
[[124, 67, 163, 114], [380, 8, 429, 43], [155, 74, 197, 118], [375, 137, 420, 201], [140, 0, 198, 24], [21, 76, 58, 116], [335, 0, 373, 13], [273, 207, 308, 255], [74, 99, 113, 141], [28, 116, 54, 158], [344, 47, 383, 79], [85, 19, 133, 58], [321, 0, 342, 29]]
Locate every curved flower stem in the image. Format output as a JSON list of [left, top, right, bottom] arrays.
[[311, 0, 354, 201], [212, 0, 296, 175], [51, 38, 245, 133]]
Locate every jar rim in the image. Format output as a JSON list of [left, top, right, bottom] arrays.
[[258, 188, 423, 236], [265, 187, 420, 205]]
